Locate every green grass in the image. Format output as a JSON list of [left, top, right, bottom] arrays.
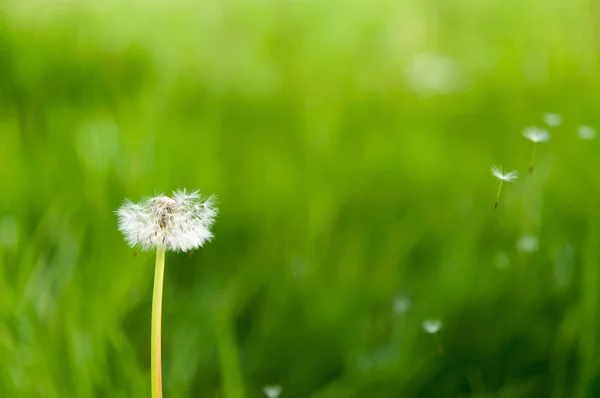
[[1, 1, 600, 397]]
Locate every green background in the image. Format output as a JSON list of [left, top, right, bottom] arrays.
[[1, 1, 600, 397]]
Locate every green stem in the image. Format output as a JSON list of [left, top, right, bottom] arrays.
[[495, 180, 503, 209], [530, 142, 537, 173], [152, 249, 166, 398]]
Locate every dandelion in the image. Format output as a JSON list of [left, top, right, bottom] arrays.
[[423, 319, 442, 334], [517, 234, 539, 254], [423, 319, 444, 354], [578, 126, 596, 140], [117, 189, 217, 398], [263, 385, 282, 398], [490, 165, 518, 209], [543, 112, 562, 127], [523, 126, 550, 173], [393, 296, 411, 314], [523, 126, 550, 143]]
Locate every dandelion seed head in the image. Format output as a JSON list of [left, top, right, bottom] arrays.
[[117, 189, 217, 252], [491, 165, 518, 182], [578, 126, 596, 140], [263, 385, 282, 398], [543, 113, 562, 127], [423, 319, 442, 334], [523, 126, 550, 143]]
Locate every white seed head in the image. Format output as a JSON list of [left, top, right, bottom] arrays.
[[542, 113, 562, 127], [491, 165, 518, 182], [263, 385, 282, 398], [523, 126, 550, 143], [423, 319, 442, 334], [117, 189, 217, 252], [578, 126, 596, 140]]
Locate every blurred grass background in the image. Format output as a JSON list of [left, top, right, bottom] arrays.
[[1, 0, 600, 397]]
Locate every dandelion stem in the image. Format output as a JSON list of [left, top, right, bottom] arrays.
[[529, 142, 537, 173], [152, 249, 166, 398], [494, 180, 503, 209]]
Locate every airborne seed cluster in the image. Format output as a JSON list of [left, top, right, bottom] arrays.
[[490, 112, 594, 207]]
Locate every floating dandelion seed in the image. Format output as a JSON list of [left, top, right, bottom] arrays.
[[423, 319, 442, 334], [263, 385, 282, 398], [543, 113, 562, 127], [578, 126, 596, 140], [490, 165, 518, 209], [423, 319, 444, 355], [523, 126, 550, 143], [517, 235, 539, 254], [393, 296, 411, 314], [523, 126, 550, 173], [117, 189, 217, 398]]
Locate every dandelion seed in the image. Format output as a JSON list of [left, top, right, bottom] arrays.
[[116, 189, 217, 398], [578, 126, 596, 140], [517, 235, 539, 254], [263, 385, 282, 398], [393, 296, 411, 314], [490, 165, 518, 208], [543, 113, 562, 127], [523, 126, 550, 173], [423, 319, 444, 355], [423, 319, 442, 334], [523, 126, 550, 143]]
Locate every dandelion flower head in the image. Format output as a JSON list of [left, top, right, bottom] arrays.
[[523, 126, 550, 143], [117, 189, 217, 252], [491, 165, 518, 182]]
